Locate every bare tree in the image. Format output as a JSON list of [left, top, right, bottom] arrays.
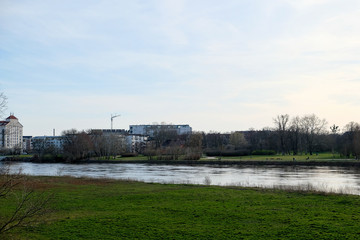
[[0, 164, 52, 234], [0, 91, 50, 234], [330, 124, 339, 159], [341, 122, 360, 159], [300, 114, 328, 155], [353, 128, 360, 160], [185, 132, 204, 160], [274, 114, 289, 155], [103, 134, 125, 159], [62, 129, 93, 162], [152, 126, 178, 149], [88, 130, 106, 157], [229, 131, 247, 150], [289, 116, 302, 155]]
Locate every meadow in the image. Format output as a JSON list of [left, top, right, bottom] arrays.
[[1, 176, 360, 239], [216, 152, 346, 161], [93, 152, 352, 162]]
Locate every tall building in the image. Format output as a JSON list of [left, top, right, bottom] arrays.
[[129, 124, 192, 137], [0, 114, 23, 150]]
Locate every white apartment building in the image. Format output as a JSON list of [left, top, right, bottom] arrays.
[[129, 124, 192, 137], [125, 134, 148, 153], [31, 136, 65, 152], [92, 129, 147, 153], [0, 115, 23, 150]]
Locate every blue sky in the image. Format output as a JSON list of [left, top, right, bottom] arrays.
[[1, 0, 360, 136]]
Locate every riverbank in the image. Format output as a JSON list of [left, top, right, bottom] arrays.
[[1, 176, 360, 239], [85, 159, 360, 167], [3, 155, 360, 167]]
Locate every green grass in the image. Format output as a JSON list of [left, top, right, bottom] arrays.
[[94, 155, 149, 161], [4, 154, 34, 158], [2, 176, 360, 239], [94, 152, 353, 162], [203, 152, 351, 161]]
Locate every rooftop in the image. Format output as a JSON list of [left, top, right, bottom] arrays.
[[6, 115, 18, 120]]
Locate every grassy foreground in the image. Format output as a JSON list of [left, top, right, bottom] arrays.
[[2, 177, 360, 239]]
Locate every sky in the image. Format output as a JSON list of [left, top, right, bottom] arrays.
[[1, 0, 360, 136]]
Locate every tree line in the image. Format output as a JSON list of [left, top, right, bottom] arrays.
[[32, 129, 128, 162], [31, 114, 360, 162], [142, 114, 360, 160]]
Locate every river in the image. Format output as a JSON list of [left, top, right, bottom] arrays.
[[2, 162, 360, 195]]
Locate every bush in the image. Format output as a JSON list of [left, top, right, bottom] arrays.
[[251, 150, 276, 155], [182, 153, 201, 160]]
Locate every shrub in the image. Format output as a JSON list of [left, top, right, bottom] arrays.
[[182, 153, 201, 160]]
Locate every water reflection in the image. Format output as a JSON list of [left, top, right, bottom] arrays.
[[2, 162, 360, 194]]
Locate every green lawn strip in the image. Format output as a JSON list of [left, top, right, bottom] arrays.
[[90, 152, 355, 163], [211, 152, 352, 161], [2, 177, 360, 239]]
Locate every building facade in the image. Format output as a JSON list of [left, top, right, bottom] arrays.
[[0, 115, 23, 150], [31, 136, 65, 152], [129, 124, 192, 137], [92, 129, 147, 153], [125, 134, 148, 153], [23, 136, 32, 153]]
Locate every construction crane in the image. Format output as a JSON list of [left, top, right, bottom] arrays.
[[111, 114, 121, 130]]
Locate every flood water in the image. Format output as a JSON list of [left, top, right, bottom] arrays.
[[3, 162, 360, 195]]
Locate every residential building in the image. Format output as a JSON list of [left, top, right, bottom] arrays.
[[0, 114, 23, 150], [91, 129, 128, 135], [129, 124, 192, 137], [31, 136, 65, 153], [125, 134, 148, 153], [91, 129, 147, 153], [23, 136, 32, 153]]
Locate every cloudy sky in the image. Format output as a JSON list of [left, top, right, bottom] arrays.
[[1, 0, 360, 136]]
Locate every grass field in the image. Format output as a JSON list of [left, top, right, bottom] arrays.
[[92, 152, 352, 162], [10, 152, 353, 163], [215, 152, 348, 161], [1, 176, 360, 239]]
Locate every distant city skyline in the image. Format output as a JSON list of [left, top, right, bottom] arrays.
[[1, 0, 360, 136]]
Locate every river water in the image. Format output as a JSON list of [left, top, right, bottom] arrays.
[[2, 162, 360, 195]]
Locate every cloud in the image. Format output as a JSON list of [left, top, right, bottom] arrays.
[[1, 0, 360, 135]]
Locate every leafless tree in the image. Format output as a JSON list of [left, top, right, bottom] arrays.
[[353, 129, 360, 160], [229, 131, 247, 150], [0, 91, 52, 235], [144, 141, 157, 160], [341, 122, 360, 159], [103, 134, 125, 159], [300, 114, 328, 155], [330, 124, 340, 159], [273, 114, 289, 154], [0, 165, 52, 234], [152, 126, 178, 149], [62, 129, 94, 162], [185, 132, 204, 160], [289, 116, 302, 155]]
